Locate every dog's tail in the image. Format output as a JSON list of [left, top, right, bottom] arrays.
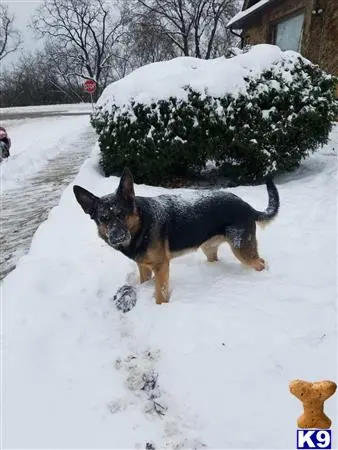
[[253, 178, 280, 228]]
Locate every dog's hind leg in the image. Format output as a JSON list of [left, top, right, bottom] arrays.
[[227, 225, 265, 271], [230, 239, 265, 271]]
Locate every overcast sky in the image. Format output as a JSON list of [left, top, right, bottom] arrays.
[[3, 0, 43, 67]]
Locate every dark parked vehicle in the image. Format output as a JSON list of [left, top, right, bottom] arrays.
[[0, 127, 11, 161]]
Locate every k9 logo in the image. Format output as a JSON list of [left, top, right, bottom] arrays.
[[297, 430, 332, 449]]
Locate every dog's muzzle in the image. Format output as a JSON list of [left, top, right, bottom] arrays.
[[108, 227, 131, 248]]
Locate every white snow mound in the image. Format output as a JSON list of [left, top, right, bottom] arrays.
[[96, 44, 305, 111]]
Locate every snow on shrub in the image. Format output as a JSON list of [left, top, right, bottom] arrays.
[[91, 45, 338, 185]]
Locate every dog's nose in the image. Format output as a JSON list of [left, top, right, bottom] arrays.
[[108, 228, 127, 246]]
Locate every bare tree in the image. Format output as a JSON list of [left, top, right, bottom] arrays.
[[43, 41, 98, 99], [31, 0, 128, 95], [0, 4, 21, 62], [131, 0, 239, 59], [0, 49, 86, 107], [124, 9, 177, 68]]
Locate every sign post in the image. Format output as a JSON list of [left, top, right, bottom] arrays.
[[83, 79, 97, 110]]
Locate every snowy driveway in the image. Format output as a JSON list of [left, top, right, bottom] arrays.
[[0, 114, 96, 279]]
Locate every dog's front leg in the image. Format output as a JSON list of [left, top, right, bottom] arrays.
[[154, 260, 170, 304], [137, 263, 152, 284]]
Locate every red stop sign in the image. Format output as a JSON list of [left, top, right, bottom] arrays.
[[83, 79, 96, 93]]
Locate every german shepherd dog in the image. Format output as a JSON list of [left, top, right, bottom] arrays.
[[73, 169, 279, 305]]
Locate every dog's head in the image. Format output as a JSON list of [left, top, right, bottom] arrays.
[[73, 168, 140, 249]]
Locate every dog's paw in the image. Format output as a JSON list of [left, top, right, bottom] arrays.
[[113, 284, 137, 313]]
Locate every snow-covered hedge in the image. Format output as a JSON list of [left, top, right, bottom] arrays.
[[91, 45, 338, 185]]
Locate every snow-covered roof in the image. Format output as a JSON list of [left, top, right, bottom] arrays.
[[227, 0, 276, 29]]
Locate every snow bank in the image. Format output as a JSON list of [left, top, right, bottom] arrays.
[[97, 44, 304, 112], [2, 124, 337, 448]]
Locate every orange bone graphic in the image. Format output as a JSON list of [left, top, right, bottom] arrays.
[[289, 380, 337, 429]]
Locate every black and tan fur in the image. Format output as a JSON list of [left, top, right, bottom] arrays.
[[73, 168, 279, 305]]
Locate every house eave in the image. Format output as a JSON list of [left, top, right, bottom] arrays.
[[227, 0, 279, 30], [227, 13, 261, 29]]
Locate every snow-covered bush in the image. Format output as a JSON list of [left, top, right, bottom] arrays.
[[213, 58, 338, 183], [92, 46, 338, 185], [92, 91, 215, 183]]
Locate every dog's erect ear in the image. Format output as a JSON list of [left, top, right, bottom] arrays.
[[73, 185, 99, 216], [117, 168, 135, 201]]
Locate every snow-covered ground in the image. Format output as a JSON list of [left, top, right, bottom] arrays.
[[2, 122, 337, 448], [0, 103, 92, 116], [0, 115, 91, 192], [0, 114, 96, 279]]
